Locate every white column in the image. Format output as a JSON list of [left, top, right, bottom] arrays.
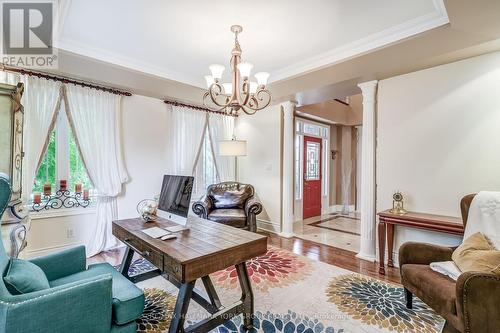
[[356, 80, 378, 262], [280, 101, 296, 238]]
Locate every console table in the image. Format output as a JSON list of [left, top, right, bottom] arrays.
[[377, 210, 464, 275], [113, 216, 267, 333]]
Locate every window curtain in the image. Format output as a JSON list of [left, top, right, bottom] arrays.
[[21, 77, 62, 202], [0, 73, 61, 202], [165, 104, 208, 176], [208, 113, 235, 182], [63, 85, 128, 257]]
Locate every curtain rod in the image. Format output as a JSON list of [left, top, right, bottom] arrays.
[[163, 100, 237, 117], [0, 64, 132, 96]]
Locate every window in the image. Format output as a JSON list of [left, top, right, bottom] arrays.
[[193, 131, 217, 197], [32, 107, 92, 199]]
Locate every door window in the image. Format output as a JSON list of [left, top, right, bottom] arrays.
[[305, 141, 320, 181]]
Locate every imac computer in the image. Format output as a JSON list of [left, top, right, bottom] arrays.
[[157, 175, 194, 232]]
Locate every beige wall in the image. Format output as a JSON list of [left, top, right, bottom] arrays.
[[347, 94, 363, 125], [25, 94, 170, 257], [236, 105, 282, 233], [377, 51, 500, 255], [297, 100, 350, 124]]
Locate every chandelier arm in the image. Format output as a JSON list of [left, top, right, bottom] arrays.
[[238, 80, 251, 107], [207, 83, 228, 107], [240, 104, 258, 115], [203, 91, 232, 112], [244, 89, 272, 111]]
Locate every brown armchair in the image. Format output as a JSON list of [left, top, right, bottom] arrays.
[[400, 194, 500, 333], [192, 182, 262, 232]]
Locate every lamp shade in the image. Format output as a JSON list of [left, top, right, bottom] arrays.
[[219, 140, 247, 156], [209, 64, 225, 79]]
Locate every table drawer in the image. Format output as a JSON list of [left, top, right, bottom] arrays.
[[163, 255, 183, 281], [121, 231, 163, 269]]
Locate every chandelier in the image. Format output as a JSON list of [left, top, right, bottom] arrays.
[[203, 25, 272, 115]]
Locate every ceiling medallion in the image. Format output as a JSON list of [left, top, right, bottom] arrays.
[[203, 25, 271, 116]]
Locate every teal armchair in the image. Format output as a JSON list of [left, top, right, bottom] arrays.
[[0, 174, 144, 333]]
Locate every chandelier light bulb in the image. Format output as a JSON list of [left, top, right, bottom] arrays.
[[223, 83, 233, 95], [204, 75, 215, 88], [255, 72, 270, 86], [209, 64, 225, 80], [237, 62, 254, 78], [249, 82, 258, 94]]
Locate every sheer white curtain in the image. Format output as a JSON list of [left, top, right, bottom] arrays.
[[208, 113, 235, 182], [166, 104, 208, 175], [22, 77, 62, 201], [64, 85, 128, 257]]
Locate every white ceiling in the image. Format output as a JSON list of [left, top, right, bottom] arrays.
[[56, 0, 449, 88]]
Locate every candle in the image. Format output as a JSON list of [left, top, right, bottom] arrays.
[[43, 183, 51, 196], [83, 189, 90, 201], [75, 183, 82, 194], [33, 192, 42, 204], [59, 179, 67, 191]]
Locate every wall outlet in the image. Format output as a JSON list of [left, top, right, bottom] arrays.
[[66, 228, 75, 239]]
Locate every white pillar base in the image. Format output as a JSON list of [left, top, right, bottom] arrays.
[[278, 232, 294, 239]]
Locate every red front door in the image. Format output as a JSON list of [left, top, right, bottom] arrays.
[[303, 135, 322, 219]]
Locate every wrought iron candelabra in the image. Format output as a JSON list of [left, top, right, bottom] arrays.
[[31, 189, 91, 212]]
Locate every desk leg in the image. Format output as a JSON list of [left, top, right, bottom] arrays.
[[378, 221, 386, 275], [202, 276, 222, 310], [236, 262, 254, 330], [169, 281, 195, 333], [120, 246, 134, 279], [387, 223, 395, 268]]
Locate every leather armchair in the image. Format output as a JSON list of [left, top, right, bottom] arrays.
[[192, 182, 262, 232], [400, 194, 500, 333], [0, 174, 144, 333]]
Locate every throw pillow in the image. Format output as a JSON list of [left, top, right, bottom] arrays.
[[3, 258, 50, 295], [452, 232, 500, 274]]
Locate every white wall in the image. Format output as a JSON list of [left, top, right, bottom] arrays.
[[236, 105, 282, 233], [116, 95, 170, 219], [377, 51, 500, 256], [25, 95, 169, 257]]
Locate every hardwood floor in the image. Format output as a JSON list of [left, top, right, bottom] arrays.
[[90, 231, 401, 284], [265, 232, 400, 284]]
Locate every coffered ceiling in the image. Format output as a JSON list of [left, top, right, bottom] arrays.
[[56, 0, 449, 88]]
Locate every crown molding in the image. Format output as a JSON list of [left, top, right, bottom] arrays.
[[55, 0, 449, 89], [269, 0, 449, 83], [55, 38, 204, 88]]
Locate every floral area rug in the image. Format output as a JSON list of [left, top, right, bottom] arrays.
[[128, 247, 444, 333]]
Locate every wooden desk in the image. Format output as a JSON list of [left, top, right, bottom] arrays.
[[112, 216, 267, 333], [377, 210, 464, 275]]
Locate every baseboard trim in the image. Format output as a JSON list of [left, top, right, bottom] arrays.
[[329, 205, 356, 213], [256, 219, 281, 234], [24, 242, 84, 258], [356, 252, 376, 262]]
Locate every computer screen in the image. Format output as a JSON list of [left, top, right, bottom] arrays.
[[157, 175, 194, 224]]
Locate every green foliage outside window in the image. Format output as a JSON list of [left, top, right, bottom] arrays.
[[33, 128, 92, 194], [33, 130, 56, 193], [69, 132, 92, 190]]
